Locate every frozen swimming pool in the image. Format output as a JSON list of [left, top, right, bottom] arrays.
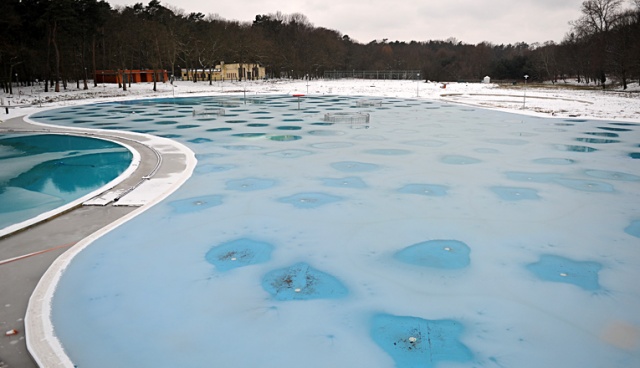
[[30, 95, 640, 367], [0, 134, 132, 231]]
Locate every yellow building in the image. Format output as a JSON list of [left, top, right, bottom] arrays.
[[180, 62, 265, 81]]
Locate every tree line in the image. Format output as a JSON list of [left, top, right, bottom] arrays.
[[1, 0, 639, 94]]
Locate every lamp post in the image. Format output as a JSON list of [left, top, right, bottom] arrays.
[[306, 74, 309, 94], [416, 72, 420, 97], [523, 74, 529, 109]]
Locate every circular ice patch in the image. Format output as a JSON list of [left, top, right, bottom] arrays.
[[491, 186, 540, 201], [261, 262, 348, 300], [321, 176, 367, 189], [624, 220, 640, 238], [370, 314, 473, 368], [195, 164, 235, 174], [331, 161, 380, 172], [584, 170, 640, 181], [394, 240, 471, 269], [440, 155, 482, 165], [188, 138, 213, 144], [526, 254, 602, 291], [205, 238, 273, 271], [225, 177, 277, 191], [553, 178, 614, 192], [268, 135, 302, 141], [168, 195, 223, 214], [397, 184, 448, 197], [555, 145, 597, 153], [232, 133, 266, 138], [308, 130, 345, 136], [277, 192, 342, 209]]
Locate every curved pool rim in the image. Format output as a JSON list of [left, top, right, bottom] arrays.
[[19, 108, 197, 368], [0, 131, 140, 238]]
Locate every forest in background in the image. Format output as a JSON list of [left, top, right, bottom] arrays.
[[1, 0, 639, 93]]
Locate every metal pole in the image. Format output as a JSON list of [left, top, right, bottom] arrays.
[[416, 73, 420, 97], [523, 75, 529, 109]]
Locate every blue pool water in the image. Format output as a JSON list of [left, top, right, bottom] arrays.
[[28, 95, 640, 368], [0, 134, 132, 230]]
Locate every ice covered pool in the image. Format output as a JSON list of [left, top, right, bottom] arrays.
[[31, 95, 640, 368]]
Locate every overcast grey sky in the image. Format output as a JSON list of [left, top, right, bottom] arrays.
[[107, 0, 587, 45]]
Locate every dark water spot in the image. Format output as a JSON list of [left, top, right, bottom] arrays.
[[371, 314, 473, 368], [261, 262, 348, 300], [205, 238, 273, 271]]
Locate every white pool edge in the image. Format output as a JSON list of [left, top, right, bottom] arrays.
[[23, 115, 197, 367]]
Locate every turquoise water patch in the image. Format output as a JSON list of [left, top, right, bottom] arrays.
[[155, 120, 179, 125], [277, 126, 302, 130], [247, 123, 269, 127], [195, 164, 235, 174], [598, 127, 632, 132], [308, 130, 345, 136], [331, 161, 380, 172], [584, 132, 619, 137], [158, 134, 181, 138], [277, 192, 342, 208], [624, 220, 640, 238], [555, 145, 597, 152], [491, 186, 540, 201], [233, 133, 266, 138], [397, 184, 448, 197], [321, 176, 367, 189], [440, 155, 482, 165], [553, 178, 614, 192], [187, 138, 213, 144], [268, 135, 302, 141], [526, 254, 602, 291], [370, 314, 473, 368], [505, 172, 562, 183], [168, 195, 223, 213], [176, 124, 200, 129], [225, 177, 277, 191], [205, 238, 273, 272], [394, 240, 470, 269], [261, 262, 348, 300], [584, 170, 640, 181], [629, 153, 640, 159], [575, 137, 619, 144], [206, 127, 232, 132]]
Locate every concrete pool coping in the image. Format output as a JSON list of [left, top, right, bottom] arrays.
[[0, 113, 196, 367]]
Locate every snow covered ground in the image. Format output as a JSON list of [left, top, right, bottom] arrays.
[[2, 78, 639, 123]]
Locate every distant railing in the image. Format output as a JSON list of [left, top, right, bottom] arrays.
[[324, 70, 421, 80]]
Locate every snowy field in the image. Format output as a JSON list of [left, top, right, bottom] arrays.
[[3, 79, 640, 367], [2, 78, 640, 123]]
